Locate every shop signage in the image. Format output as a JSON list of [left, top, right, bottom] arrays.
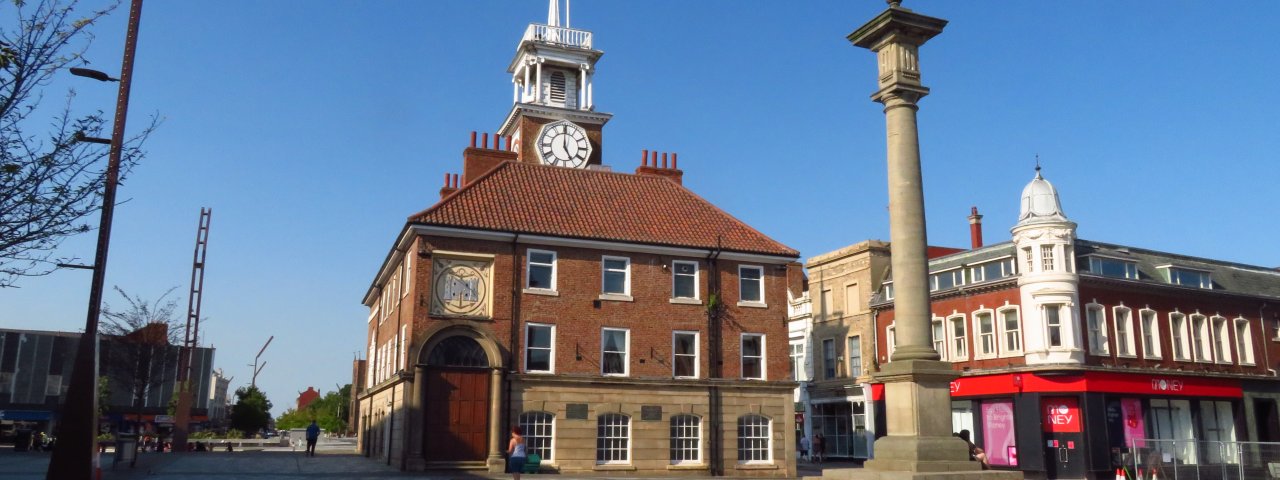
[[1121, 398, 1146, 448], [948, 371, 1241, 398], [154, 415, 175, 425], [1042, 397, 1080, 433]]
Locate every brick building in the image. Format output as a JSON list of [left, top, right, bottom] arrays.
[[869, 168, 1280, 479], [297, 386, 320, 411], [354, 5, 801, 476]]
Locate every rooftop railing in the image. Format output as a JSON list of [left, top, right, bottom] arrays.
[[522, 23, 593, 49]]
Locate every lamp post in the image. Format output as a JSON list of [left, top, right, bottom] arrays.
[[47, 1, 144, 478]]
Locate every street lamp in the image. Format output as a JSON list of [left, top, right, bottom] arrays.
[[47, 1, 144, 479]]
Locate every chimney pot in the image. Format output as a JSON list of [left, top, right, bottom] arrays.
[[642, 149, 649, 167], [662, 152, 669, 169], [968, 206, 984, 249], [470, 131, 477, 148], [672, 153, 678, 169], [505, 135, 512, 151], [482, 133, 489, 149]]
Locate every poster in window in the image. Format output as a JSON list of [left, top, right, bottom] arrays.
[[1121, 398, 1145, 448], [981, 400, 1017, 466]]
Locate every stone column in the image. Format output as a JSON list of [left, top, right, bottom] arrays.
[[405, 366, 427, 470], [486, 368, 504, 472], [847, 2, 1000, 477]]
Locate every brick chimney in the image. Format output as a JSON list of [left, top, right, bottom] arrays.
[[439, 173, 459, 200], [462, 131, 517, 185], [968, 206, 983, 249], [633, 150, 684, 185]]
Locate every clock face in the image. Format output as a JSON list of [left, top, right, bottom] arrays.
[[536, 120, 591, 168]]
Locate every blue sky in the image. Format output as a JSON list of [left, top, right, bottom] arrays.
[[4, 1, 1278, 416]]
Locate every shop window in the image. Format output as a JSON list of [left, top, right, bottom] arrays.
[[980, 400, 1018, 466], [1148, 399, 1197, 464], [1198, 400, 1238, 464]]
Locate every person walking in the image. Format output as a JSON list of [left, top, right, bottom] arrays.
[[507, 426, 528, 480], [814, 433, 826, 463], [305, 420, 321, 457], [800, 434, 810, 462]]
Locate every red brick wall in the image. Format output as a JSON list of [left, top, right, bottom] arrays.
[[388, 234, 792, 382], [873, 285, 1023, 371]]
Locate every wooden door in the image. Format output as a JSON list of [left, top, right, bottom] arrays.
[[423, 367, 490, 461]]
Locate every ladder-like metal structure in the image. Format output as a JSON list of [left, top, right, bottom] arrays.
[[173, 208, 211, 450]]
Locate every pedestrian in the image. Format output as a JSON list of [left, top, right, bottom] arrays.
[[799, 435, 810, 462], [305, 420, 321, 457], [814, 433, 825, 463], [507, 426, 527, 480]]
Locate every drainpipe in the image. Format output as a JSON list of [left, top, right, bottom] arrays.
[[1262, 302, 1274, 377], [706, 239, 723, 476], [505, 234, 522, 446]]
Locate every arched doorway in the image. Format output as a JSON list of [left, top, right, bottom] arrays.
[[422, 335, 491, 462]]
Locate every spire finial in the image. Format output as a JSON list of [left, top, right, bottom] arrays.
[[547, 0, 560, 27], [1034, 154, 1043, 179], [887, 0, 902, 7]]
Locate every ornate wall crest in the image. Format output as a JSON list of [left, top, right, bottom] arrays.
[[430, 255, 493, 318]]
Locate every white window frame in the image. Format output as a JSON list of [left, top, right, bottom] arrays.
[[1040, 245, 1057, 272], [931, 317, 947, 361], [1212, 316, 1233, 364], [669, 414, 702, 465], [602, 327, 630, 376], [1086, 303, 1110, 356], [886, 323, 897, 359], [520, 411, 556, 461], [738, 265, 766, 306], [736, 414, 773, 464], [1191, 314, 1212, 362], [741, 333, 766, 380], [997, 306, 1022, 356], [883, 282, 894, 301], [789, 340, 806, 382], [1044, 304, 1065, 348], [1113, 306, 1136, 358], [525, 323, 556, 374], [671, 260, 700, 300], [1170, 312, 1190, 361], [848, 335, 863, 378], [672, 331, 700, 379], [1235, 317, 1256, 365], [1140, 309, 1162, 359], [601, 255, 631, 297], [1022, 247, 1035, 274], [596, 413, 631, 465], [402, 259, 411, 297], [973, 309, 997, 359], [948, 314, 968, 361], [526, 249, 558, 292]]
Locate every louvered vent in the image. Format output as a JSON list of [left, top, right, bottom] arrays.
[[549, 71, 567, 105]]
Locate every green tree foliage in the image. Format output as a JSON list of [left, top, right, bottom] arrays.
[[0, 0, 158, 287], [229, 385, 272, 437], [273, 384, 351, 434], [99, 286, 182, 419]]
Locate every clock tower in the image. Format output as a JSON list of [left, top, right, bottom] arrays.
[[498, 0, 612, 168]]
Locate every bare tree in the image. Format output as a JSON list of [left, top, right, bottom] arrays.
[[99, 286, 183, 425], [0, 0, 158, 287]]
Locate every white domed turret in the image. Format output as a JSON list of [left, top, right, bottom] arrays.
[[1011, 166, 1083, 366], [1018, 167, 1068, 225]]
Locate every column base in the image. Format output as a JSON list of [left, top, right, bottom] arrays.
[[487, 454, 505, 473]]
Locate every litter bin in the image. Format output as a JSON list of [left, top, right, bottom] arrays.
[[14, 429, 32, 452], [114, 433, 138, 468]]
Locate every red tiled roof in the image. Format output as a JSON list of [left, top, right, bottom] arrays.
[[411, 162, 798, 257]]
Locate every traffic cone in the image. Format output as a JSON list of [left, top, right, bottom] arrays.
[[1150, 468, 1159, 480], [1137, 468, 1145, 480], [1115, 467, 1126, 480]]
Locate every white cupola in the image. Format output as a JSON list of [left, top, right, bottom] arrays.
[[1011, 166, 1083, 366], [507, 0, 602, 111]]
